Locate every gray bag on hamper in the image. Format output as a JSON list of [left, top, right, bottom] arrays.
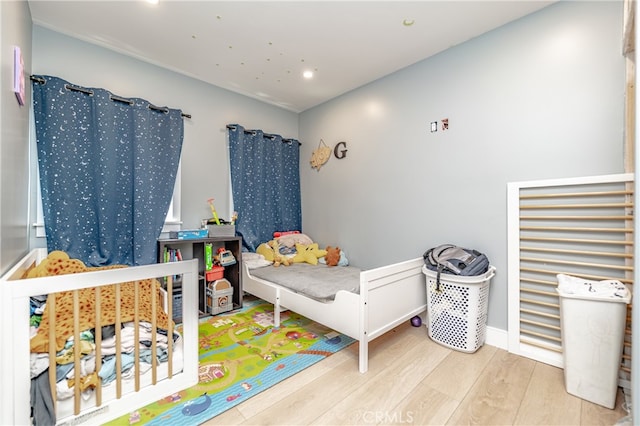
[[423, 244, 490, 291]]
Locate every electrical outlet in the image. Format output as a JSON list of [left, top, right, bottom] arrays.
[[430, 121, 438, 133]]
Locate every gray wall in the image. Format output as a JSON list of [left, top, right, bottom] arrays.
[[30, 26, 299, 249], [0, 1, 32, 274], [298, 1, 626, 331]]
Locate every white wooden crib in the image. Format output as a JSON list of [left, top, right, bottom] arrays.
[[0, 248, 199, 425]]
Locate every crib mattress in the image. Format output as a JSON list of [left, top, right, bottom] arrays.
[[249, 263, 361, 302]]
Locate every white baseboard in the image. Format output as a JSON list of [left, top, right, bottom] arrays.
[[485, 325, 508, 350]]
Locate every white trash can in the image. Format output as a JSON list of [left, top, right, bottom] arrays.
[[556, 274, 631, 409]]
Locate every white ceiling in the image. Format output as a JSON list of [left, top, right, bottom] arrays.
[[28, 0, 555, 113]]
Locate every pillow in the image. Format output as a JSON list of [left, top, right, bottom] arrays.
[[242, 252, 272, 269], [277, 233, 314, 248]]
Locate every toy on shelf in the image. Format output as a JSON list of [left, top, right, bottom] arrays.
[[215, 247, 236, 267], [205, 243, 214, 270], [207, 198, 221, 225], [205, 200, 237, 237]]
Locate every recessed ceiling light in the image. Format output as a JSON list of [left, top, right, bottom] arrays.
[[303, 70, 313, 79], [146, 0, 159, 4], [403, 19, 415, 26]]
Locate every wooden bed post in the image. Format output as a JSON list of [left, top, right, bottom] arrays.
[[359, 277, 369, 373], [274, 288, 282, 327]]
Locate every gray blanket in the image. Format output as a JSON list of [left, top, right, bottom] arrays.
[[249, 263, 361, 302]]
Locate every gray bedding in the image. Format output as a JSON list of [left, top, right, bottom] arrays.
[[249, 263, 361, 302]]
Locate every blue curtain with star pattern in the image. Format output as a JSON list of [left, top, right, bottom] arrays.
[[32, 75, 184, 266], [228, 124, 301, 252]]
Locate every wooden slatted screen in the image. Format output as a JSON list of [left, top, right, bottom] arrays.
[[507, 173, 634, 389]]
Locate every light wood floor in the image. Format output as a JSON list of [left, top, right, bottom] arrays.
[[202, 320, 629, 426]]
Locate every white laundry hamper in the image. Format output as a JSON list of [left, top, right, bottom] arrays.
[[556, 274, 631, 409], [422, 265, 496, 353]]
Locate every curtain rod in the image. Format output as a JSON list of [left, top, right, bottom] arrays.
[[226, 124, 301, 145], [30, 76, 191, 119]]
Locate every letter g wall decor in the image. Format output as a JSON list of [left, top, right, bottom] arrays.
[[334, 141, 348, 159], [310, 139, 348, 171]]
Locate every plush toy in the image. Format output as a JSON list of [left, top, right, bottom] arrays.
[[319, 248, 349, 267], [292, 243, 328, 265], [324, 246, 341, 267], [256, 240, 291, 267], [24, 250, 125, 279], [26, 250, 88, 278]]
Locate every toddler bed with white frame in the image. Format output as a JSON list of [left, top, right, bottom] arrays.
[[243, 256, 428, 373], [0, 248, 199, 425]]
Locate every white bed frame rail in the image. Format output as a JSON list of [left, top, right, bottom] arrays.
[[0, 248, 199, 425], [243, 257, 427, 373]]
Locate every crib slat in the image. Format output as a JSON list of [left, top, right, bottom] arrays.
[[520, 202, 633, 209], [520, 225, 633, 232], [520, 236, 632, 245], [521, 215, 634, 220], [520, 287, 557, 298], [520, 256, 634, 271], [519, 267, 634, 284], [520, 318, 561, 332], [167, 275, 173, 378], [520, 246, 634, 258], [519, 336, 563, 352], [520, 277, 557, 286], [520, 297, 559, 310], [151, 280, 158, 385], [520, 190, 633, 199], [134, 282, 140, 392], [95, 287, 103, 407], [73, 290, 81, 415], [48, 293, 57, 417], [521, 328, 562, 343], [520, 308, 560, 321], [115, 283, 122, 398]]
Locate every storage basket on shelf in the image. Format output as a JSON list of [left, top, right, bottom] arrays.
[[422, 265, 496, 353]]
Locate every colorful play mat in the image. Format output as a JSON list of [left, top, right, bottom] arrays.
[[105, 297, 355, 425]]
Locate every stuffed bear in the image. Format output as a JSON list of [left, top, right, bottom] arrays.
[[324, 246, 341, 267]]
